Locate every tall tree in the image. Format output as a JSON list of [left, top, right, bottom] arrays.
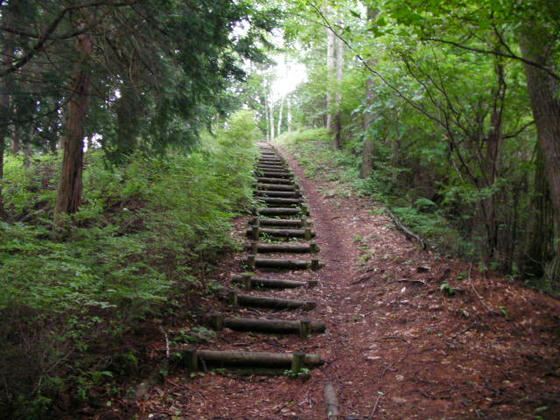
[[518, 23, 560, 279], [326, 20, 336, 130], [1, 0, 276, 218], [333, 21, 344, 148], [360, 6, 379, 178]]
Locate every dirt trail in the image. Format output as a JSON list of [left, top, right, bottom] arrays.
[[134, 147, 560, 419]]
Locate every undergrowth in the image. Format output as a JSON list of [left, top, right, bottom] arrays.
[[0, 110, 260, 418], [277, 129, 473, 258]]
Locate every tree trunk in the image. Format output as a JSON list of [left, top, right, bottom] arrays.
[[519, 25, 560, 284], [23, 126, 33, 168], [0, 134, 6, 219], [0, 5, 14, 220], [11, 123, 21, 154], [269, 99, 275, 142], [287, 95, 292, 132], [360, 7, 379, 178], [333, 23, 344, 149], [54, 32, 93, 216], [524, 148, 555, 280], [264, 100, 270, 142], [326, 23, 335, 131], [277, 96, 284, 137], [481, 58, 506, 262]]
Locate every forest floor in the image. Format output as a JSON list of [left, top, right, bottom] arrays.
[[114, 147, 559, 419]]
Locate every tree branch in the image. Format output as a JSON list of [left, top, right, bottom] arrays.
[[0, 0, 138, 77], [424, 37, 560, 81]]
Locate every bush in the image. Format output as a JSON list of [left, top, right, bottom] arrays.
[[0, 110, 260, 417]]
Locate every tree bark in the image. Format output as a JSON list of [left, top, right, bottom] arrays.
[[519, 25, 560, 283], [481, 58, 506, 261], [326, 23, 335, 130], [0, 84, 8, 217], [277, 95, 284, 137], [11, 123, 20, 154], [333, 23, 344, 149], [360, 7, 379, 178], [287, 95, 292, 132], [269, 98, 275, 142], [525, 148, 555, 279], [54, 31, 93, 216]]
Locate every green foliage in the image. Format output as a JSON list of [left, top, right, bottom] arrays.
[[0, 110, 259, 416], [284, 367, 311, 379], [280, 128, 473, 257], [440, 282, 456, 296]]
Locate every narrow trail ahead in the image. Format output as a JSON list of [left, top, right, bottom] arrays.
[[137, 145, 560, 419]]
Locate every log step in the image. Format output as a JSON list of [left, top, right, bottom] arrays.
[[257, 207, 302, 216], [181, 349, 322, 370], [256, 177, 294, 185], [246, 242, 319, 254], [260, 197, 303, 205], [245, 255, 322, 270], [257, 183, 298, 191], [231, 274, 316, 289], [210, 314, 326, 336], [256, 171, 294, 179], [257, 164, 288, 170], [256, 191, 300, 198], [252, 217, 309, 227], [246, 227, 315, 238], [228, 291, 316, 310], [258, 161, 286, 167]]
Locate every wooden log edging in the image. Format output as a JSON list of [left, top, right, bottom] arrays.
[[256, 177, 294, 185], [246, 227, 314, 239], [257, 207, 302, 216], [227, 291, 317, 310], [256, 191, 301, 198], [261, 197, 303, 205], [252, 217, 309, 228], [324, 381, 340, 420], [231, 274, 317, 289], [257, 164, 288, 170], [210, 314, 326, 336], [246, 241, 319, 254], [257, 183, 299, 191], [256, 172, 294, 179], [245, 255, 322, 270], [180, 349, 323, 370]]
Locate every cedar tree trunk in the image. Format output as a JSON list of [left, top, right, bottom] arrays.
[[54, 32, 93, 216]]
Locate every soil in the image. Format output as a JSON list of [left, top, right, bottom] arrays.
[[102, 147, 560, 419]]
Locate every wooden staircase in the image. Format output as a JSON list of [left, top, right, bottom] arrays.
[[177, 143, 324, 375]]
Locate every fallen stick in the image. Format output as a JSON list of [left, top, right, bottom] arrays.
[[385, 207, 428, 250]]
